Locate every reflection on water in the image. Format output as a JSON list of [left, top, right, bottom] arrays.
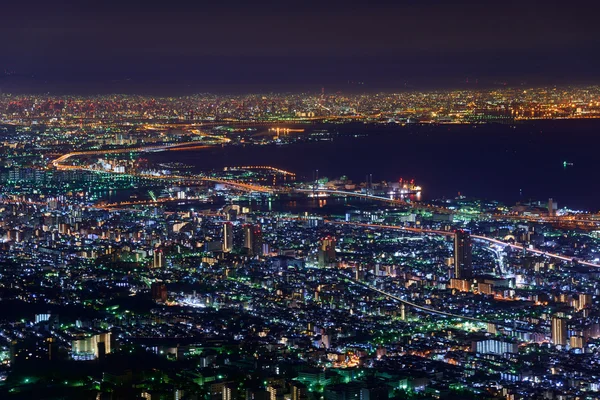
[[145, 121, 600, 210]]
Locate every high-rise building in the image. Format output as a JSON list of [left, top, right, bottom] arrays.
[[450, 278, 471, 292], [71, 332, 111, 360], [151, 282, 168, 303], [454, 230, 472, 279], [552, 316, 567, 346], [244, 224, 263, 257], [570, 335, 585, 349], [267, 384, 285, 400], [223, 383, 238, 400], [471, 339, 518, 355], [548, 198, 557, 216], [318, 236, 337, 267], [290, 382, 308, 400], [153, 248, 164, 269], [223, 222, 233, 252], [47, 338, 58, 361], [243, 224, 253, 255], [579, 293, 592, 310]]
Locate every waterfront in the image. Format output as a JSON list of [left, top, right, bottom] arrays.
[[146, 120, 600, 211]]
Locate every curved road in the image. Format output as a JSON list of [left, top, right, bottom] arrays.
[[338, 273, 490, 325], [51, 142, 600, 269]]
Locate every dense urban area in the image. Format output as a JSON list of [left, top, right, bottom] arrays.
[[1, 86, 600, 400], [2, 85, 600, 125]]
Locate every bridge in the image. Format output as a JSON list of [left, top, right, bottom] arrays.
[[51, 141, 215, 168], [51, 139, 275, 195], [226, 165, 296, 177], [296, 188, 449, 214], [50, 142, 600, 230]]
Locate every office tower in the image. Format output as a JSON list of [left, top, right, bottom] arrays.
[[223, 222, 233, 252], [579, 293, 592, 310], [318, 236, 336, 267], [71, 332, 111, 360], [244, 224, 263, 257], [153, 248, 164, 269], [243, 225, 253, 255], [552, 316, 567, 346], [570, 336, 585, 349], [454, 230, 472, 279]]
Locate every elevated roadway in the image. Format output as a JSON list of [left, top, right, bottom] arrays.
[[339, 273, 491, 325], [296, 188, 448, 213], [327, 221, 600, 269]]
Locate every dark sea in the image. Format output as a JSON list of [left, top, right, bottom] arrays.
[[146, 120, 600, 212]]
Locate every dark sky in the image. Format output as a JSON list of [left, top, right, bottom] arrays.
[[1, 0, 599, 93]]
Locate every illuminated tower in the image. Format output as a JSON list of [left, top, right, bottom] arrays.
[[244, 224, 263, 257], [243, 225, 253, 254], [579, 293, 592, 311], [222, 222, 233, 252], [318, 236, 336, 267], [454, 230, 472, 279], [153, 248, 164, 269], [552, 316, 567, 346]]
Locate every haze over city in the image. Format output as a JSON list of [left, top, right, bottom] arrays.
[[2, 0, 600, 93]]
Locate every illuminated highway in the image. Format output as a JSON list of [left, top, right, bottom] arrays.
[[295, 188, 449, 214], [51, 141, 213, 168], [50, 138, 275, 194], [491, 213, 600, 230], [323, 219, 600, 328], [338, 272, 491, 325], [49, 135, 600, 237], [301, 188, 600, 228], [327, 221, 600, 269], [226, 165, 296, 177]]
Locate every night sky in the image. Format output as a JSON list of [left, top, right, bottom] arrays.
[[1, 0, 599, 93]]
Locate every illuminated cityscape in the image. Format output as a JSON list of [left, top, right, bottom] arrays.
[[2, 85, 600, 127], [2, 0, 600, 399], [2, 89, 600, 399]]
